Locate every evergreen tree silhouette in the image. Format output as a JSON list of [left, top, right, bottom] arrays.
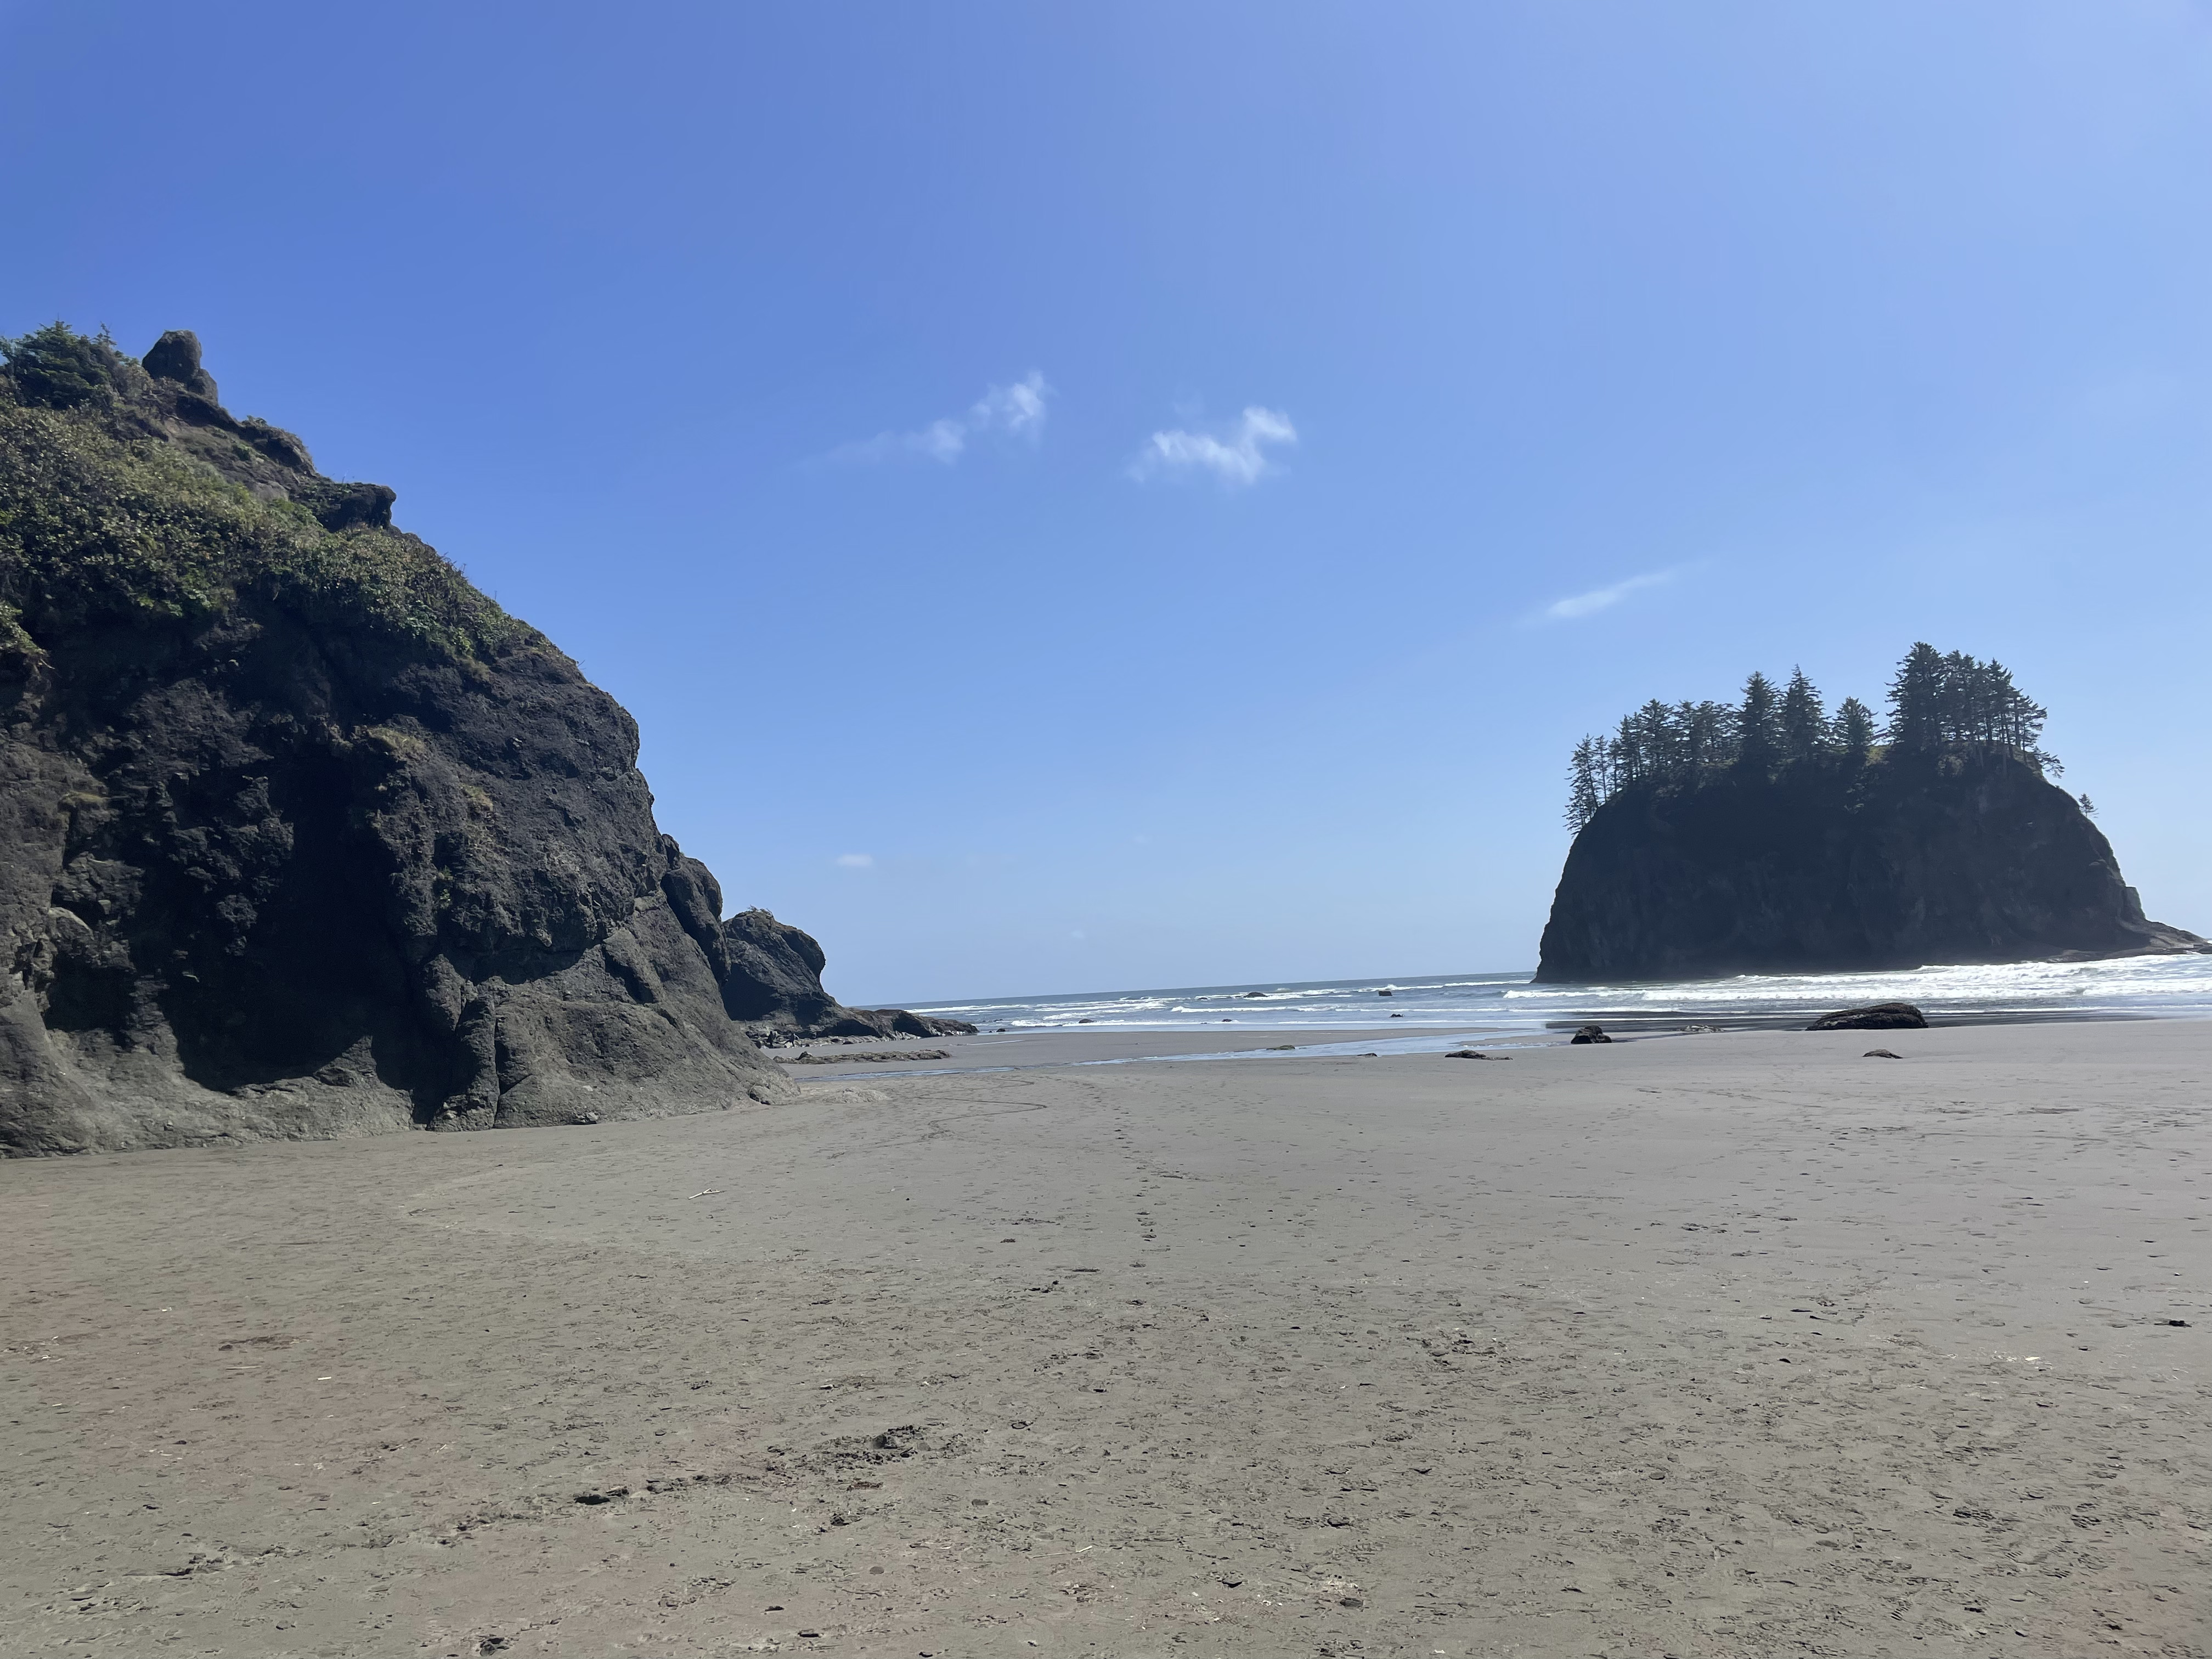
[[1780, 667, 1827, 763], [1832, 696, 1875, 766], [1886, 642, 1945, 751], [1566, 737, 1605, 829], [1735, 672, 1781, 774]]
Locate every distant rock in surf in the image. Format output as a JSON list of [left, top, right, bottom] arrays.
[[1809, 1002, 1928, 1031]]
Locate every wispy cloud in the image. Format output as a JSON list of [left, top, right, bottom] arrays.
[[834, 852, 874, 868], [1542, 567, 1681, 622], [1130, 406, 1296, 488], [832, 372, 1049, 465]]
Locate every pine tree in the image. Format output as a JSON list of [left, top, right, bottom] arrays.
[[1635, 699, 1677, 775], [1609, 714, 1641, 789], [1885, 642, 1945, 751], [1735, 672, 1780, 772], [1989, 664, 2050, 765], [1566, 737, 1605, 829], [1832, 696, 1875, 766], [1677, 699, 1733, 774], [1779, 667, 1827, 764]]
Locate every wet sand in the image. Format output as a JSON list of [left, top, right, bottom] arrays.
[[4, 1019, 2207, 1657], [771, 1025, 1455, 1077]]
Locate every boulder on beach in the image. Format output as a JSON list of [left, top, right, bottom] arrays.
[[1569, 1024, 1612, 1045], [1808, 1002, 1928, 1031]]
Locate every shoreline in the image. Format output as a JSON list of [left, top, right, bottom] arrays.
[[768, 1024, 1461, 1079], [882, 951, 2212, 1050], [4, 1017, 2205, 1656], [769, 1005, 2186, 1081]]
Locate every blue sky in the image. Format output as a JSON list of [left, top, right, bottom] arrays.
[[7, 2, 2209, 1002]]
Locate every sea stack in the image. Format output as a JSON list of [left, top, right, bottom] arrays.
[[0, 324, 956, 1155], [1535, 653, 2205, 984]]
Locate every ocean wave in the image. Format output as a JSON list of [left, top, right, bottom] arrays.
[[911, 955, 2212, 1035]]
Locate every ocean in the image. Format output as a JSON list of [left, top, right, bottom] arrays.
[[911, 952, 2212, 1056]]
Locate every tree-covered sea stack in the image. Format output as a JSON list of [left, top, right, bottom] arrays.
[[1537, 647, 2204, 983]]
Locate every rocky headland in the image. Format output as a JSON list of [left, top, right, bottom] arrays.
[[0, 325, 960, 1155]]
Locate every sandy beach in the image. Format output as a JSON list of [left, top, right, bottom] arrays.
[[4, 1019, 2207, 1657], [771, 1025, 1446, 1076]]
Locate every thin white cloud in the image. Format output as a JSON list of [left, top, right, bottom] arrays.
[[834, 852, 874, 868], [1130, 406, 1296, 488], [832, 371, 1049, 465], [970, 374, 1048, 442], [1542, 567, 1680, 621]]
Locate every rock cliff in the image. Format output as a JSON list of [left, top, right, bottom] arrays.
[[0, 325, 945, 1155], [1534, 749, 2204, 984], [713, 907, 972, 1039]]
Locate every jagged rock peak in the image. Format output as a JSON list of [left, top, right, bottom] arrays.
[[142, 329, 217, 399]]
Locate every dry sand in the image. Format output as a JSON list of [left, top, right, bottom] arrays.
[[4, 1019, 2207, 1657]]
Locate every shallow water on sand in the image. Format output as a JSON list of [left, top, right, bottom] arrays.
[[916, 951, 2212, 1040]]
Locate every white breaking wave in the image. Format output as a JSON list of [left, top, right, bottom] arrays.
[[914, 955, 2212, 1039]]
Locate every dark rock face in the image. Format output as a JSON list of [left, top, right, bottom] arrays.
[[1536, 753, 2206, 984], [141, 329, 219, 400], [0, 328, 947, 1155], [715, 907, 839, 1028], [832, 1007, 978, 1039], [712, 907, 975, 1037], [298, 479, 396, 531], [1568, 1024, 1611, 1045], [1808, 1002, 1928, 1031]]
